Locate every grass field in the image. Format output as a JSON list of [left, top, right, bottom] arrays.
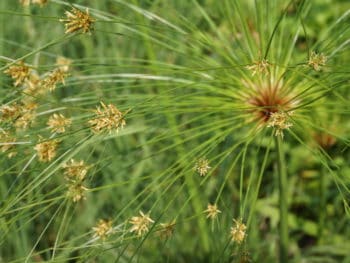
[[0, 0, 350, 262]]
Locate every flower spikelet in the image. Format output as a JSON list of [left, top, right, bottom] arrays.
[[63, 159, 90, 181], [92, 219, 113, 240], [56, 56, 72, 72], [159, 220, 176, 239], [204, 203, 221, 220], [194, 158, 211, 176], [0, 130, 17, 158], [267, 111, 293, 138], [47, 113, 71, 133], [230, 218, 247, 244], [34, 138, 59, 162], [245, 59, 269, 76], [88, 102, 126, 134], [4, 61, 30, 86], [308, 51, 326, 71], [129, 211, 154, 237], [66, 183, 88, 202], [60, 8, 95, 34], [41, 68, 66, 92]]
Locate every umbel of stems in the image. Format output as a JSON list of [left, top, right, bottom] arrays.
[[275, 136, 289, 262]]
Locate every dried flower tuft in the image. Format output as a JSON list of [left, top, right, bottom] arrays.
[[159, 220, 176, 239], [230, 218, 247, 244], [245, 59, 269, 76], [308, 51, 326, 71], [41, 68, 66, 92], [4, 61, 30, 86], [194, 158, 211, 176], [66, 183, 88, 202], [63, 159, 90, 181], [88, 102, 126, 134], [267, 111, 293, 138], [0, 130, 17, 158], [60, 8, 95, 34], [56, 56, 72, 72], [129, 211, 154, 237], [92, 219, 113, 240], [204, 203, 221, 220], [47, 113, 71, 134], [34, 138, 59, 162]]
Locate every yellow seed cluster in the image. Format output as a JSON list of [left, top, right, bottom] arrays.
[[194, 158, 211, 176], [230, 219, 247, 244], [34, 138, 60, 162], [308, 51, 327, 71], [129, 211, 154, 237], [47, 113, 72, 134], [267, 111, 293, 138], [4, 61, 30, 87], [88, 102, 126, 134], [63, 159, 90, 202], [92, 219, 113, 240], [245, 59, 269, 76], [41, 69, 66, 92], [204, 203, 221, 220], [60, 8, 95, 34]]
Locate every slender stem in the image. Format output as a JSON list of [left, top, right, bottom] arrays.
[[275, 136, 289, 263], [318, 168, 326, 244]]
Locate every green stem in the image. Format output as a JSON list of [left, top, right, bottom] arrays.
[[275, 136, 289, 263], [318, 168, 326, 244]]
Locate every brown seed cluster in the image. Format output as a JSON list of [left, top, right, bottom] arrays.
[[60, 8, 95, 34], [4, 61, 30, 87]]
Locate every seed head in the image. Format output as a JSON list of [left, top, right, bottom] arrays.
[[63, 159, 90, 182], [34, 138, 59, 162], [267, 111, 293, 138], [308, 51, 326, 71], [159, 220, 176, 239], [245, 59, 269, 76], [0, 130, 17, 158], [88, 102, 126, 134], [194, 158, 211, 176], [230, 218, 247, 244], [41, 68, 66, 92], [66, 183, 88, 202], [204, 203, 221, 220], [129, 211, 154, 237], [56, 56, 72, 72], [60, 8, 95, 34], [32, 0, 48, 6], [47, 113, 71, 134], [92, 219, 113, 240], [4, 61, 30, 87], [0, 103, 22, 121]]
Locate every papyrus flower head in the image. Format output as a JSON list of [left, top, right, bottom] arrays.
[[129, 211, 154, 237], [204, 203, 221, 220], [63, 159, 90, 181], [4, 61, 30, 86], [267, 111, 293, 138], [308, 51, 327, 71], [194, 158, 211, 176], [92, 219, 113, 240], [230, 219, 247, 244], [88, 102, 126, 134], [47, 113, 71, 134], [34, 138, 59, 162], [60, 8, 95, 34]]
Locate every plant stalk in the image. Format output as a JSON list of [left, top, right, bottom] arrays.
[[275, 136, 289, 263]]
